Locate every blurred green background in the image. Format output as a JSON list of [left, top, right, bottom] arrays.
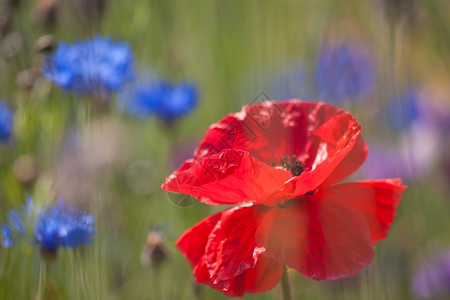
[[1, 0, 450, 299]]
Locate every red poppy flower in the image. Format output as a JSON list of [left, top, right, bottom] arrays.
[[162, 100, 406, 297]]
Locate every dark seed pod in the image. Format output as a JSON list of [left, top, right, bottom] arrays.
[[35, 34, 55, 53], [141, 231, 168, 270]]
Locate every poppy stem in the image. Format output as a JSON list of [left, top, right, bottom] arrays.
[[281, 264, 292, 300]]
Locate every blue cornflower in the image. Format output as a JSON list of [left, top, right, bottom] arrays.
[[315, 43, 375, 103], [124, 79, 198, 125], [387, 89, 420, 132], [0, 100, 13, 142], [42, 36, 134, 95], [1, 225, 14, 247], [1, 196, 35, 247], [1, 197, 95, 253], [35, 200, 95, 251]]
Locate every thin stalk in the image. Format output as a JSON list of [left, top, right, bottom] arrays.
[[281, 265, 291, 300], [36, 262, 47, 300]]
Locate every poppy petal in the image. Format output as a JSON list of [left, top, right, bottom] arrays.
[[261, 110, 363, 206], [318, 179, 406, 245], [166, 101, 365, 206], [288, 110, 362, 198], [256, 193, 375, 280], [205, 205, 283, 296], [192, 101, 360, 166], [176, 206, 283, 297], [176, 210, 223, 269], [256, 179, 405, 280], [318, 135, 368, 188], [204, 205, 264, 283], [162, 149, 293, 205], [193, 253, 283, 297]]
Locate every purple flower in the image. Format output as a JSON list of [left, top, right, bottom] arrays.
[[362, 89, 443, 181], [362, 124, 439, 181], [315, 43, 375, 102], [412, 251, 450, 298], [388, 89, 421, 132]]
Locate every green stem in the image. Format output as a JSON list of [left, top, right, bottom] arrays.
[[36, 262, 47, 300], [281, 265, 292, 300]]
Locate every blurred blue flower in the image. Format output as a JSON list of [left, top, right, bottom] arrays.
[[412, 251, 450, 299], [362, 88, 444, 182], [0, 100, 13, 142], [35, 200, 96, 251], [1, 197, 95, 252], [124, 79, 198, 125], [388, 89, 420, 132], [1, 196, 34, 247], [1, 225, 13, 247], [315, 43, 375, 102], [42, 36, 134, 95]]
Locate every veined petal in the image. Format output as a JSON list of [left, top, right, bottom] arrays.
[[256, 193, 374, 280], [261, 108, 363, 206], [162, 149, 293, 205], [318, 179, 406, 245], [192, 101, 361, 166], [176, 206, 283, 297], [318, 135, 368, 188], [193, 253, 283, 297], [288, 110, 362, 198], [176, 210, 224, 269], [204, 206, 264, 282], [165, 100, 365, 206], [256, 179, 405, 280]]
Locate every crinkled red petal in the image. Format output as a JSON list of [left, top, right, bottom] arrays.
[[193, 101, 360, 166], [256, 194, 373, 280], [164, 100, 366, 206], [319, 179, 406, 245], [262, 107, 363, 205], [283, 109, 362, 199], [255, 179, 405, 280], [176, 210, 223, 268], [176, 206, 283, 297], [162, 149, 293, 205], [192, 254, 283, 297], [204, 206, 263, 283], [318, 135, 368, 189]]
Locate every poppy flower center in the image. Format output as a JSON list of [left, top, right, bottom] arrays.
[[279, 156, 305, 177]]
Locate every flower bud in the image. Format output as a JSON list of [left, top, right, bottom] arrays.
[[35, 35, 55, 53], [141, 231, 168, 269]]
